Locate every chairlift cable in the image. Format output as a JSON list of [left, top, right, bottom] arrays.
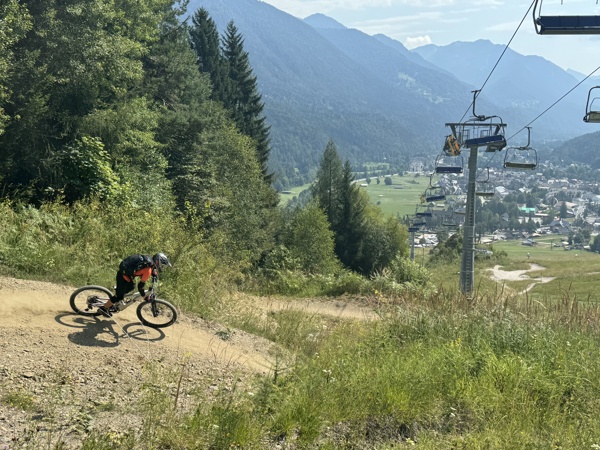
[[506, 64, 600, 142], [457, 0, 537, 123]]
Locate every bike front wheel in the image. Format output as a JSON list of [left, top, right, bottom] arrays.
[[70, 285, 112, 317], [136, 299, 178, 328]]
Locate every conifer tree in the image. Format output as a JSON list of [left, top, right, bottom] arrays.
[[311, 139, 344, 226], [335, 160, 368, 271], [221, 21, 272, 183], [189, 7, 230, 102]]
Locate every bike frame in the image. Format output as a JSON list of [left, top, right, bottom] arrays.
[[89, 276, 159, 312]]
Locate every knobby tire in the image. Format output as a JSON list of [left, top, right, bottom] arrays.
[[69, 285, 113, 317], [136, 299, 178, 328]]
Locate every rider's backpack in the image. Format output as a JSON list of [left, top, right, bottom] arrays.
[[119, 254, 153, 277]]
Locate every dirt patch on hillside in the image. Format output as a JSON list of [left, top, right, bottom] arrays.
[[0, 276, 376, 448], [487, 264, 556, 294]]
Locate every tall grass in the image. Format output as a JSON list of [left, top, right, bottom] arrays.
[[0, 200, 234, 318], [5, 200, 600, 448], [69, 288, 600, 449]]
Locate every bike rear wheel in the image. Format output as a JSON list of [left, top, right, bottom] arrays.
[[70, 285, 113, 317], [136, 299, 178, 328]]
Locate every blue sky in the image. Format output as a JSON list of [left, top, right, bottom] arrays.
[[260, 0, 600, 75]]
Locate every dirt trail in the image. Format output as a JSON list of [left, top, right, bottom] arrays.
[[0, 276, 376, 448], [487, 264, 556, 294]]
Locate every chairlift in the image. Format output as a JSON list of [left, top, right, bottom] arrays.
[[453, 205, 466, 216], [415, 204, 433, 218], [504, 127, 538, 170], [425, 186, 446, 203], [534, 0, 600, 35], [424, 174, 447, 202], [583, 86, 600, 123], [445, 91, 507, 153], [475, 168, 495, 198], [461, 91, 507, 151], [435, 152, 464, 174]]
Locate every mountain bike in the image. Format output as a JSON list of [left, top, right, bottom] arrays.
[[69, 276, 178, 328]]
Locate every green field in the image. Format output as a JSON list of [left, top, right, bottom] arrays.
[[280, 173, 430, 217], [478, 238, 600, 303]]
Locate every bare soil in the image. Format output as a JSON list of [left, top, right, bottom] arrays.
[[487, 263, 556, 294], [0, 276, 376, 448]]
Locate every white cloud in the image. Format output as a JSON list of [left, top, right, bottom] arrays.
[[404, 35, 432, 49]]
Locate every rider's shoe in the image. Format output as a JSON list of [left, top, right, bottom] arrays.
[[98, 306, 113, 317]]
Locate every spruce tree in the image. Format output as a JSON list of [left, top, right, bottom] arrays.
[[311, 139, 344, 226], [335, 160, 368, 271], [221, 21, 272, 183], [189, 7, 230, 102]]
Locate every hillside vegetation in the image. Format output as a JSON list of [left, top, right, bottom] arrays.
[[4, 1, 600, 449]]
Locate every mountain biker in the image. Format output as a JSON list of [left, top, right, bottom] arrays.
[[99, 253, 172, 317]]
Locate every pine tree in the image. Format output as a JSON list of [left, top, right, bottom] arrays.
[[221, 21, 272, 183]]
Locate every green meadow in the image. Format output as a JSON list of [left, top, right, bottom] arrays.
[[280, 173, 430, 218], [477, 238, 600, 303]]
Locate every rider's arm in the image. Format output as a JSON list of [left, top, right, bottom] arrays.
[[135, 267, 153, 297]]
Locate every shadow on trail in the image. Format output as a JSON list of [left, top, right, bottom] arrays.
[[55, 313, 166, 347]]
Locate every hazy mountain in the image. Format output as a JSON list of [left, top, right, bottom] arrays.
[[187, 0, 592, 188], [413, 40, 590, 145], [303, 13, 346, 30], [551, 130, 600, 169]]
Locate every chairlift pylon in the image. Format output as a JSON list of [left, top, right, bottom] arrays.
[[504, 127, 538, 170], [534, 0, 600, 35], [584, 86, 600, 123]]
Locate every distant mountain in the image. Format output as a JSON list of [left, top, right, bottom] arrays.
[[413, 40, 590, 145], [187, 0, 594, 188], [303, 13, 346, 30], [551, 130, 600, 168]]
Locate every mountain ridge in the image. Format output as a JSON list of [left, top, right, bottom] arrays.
[[187, 0, 594, 187]]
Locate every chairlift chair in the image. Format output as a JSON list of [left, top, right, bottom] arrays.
[[425, 187, 446, 203], [534, 0, 600, 35], [446, 90, 507, 152], [461, 115, 507, 152], [424, 175, 447, 202], [415, 204, 433, 218], [583, 86, 600, 123], [504, 147, 538, 170], [475, 168, 495, 198], [435, 152, 464, 174], [503, 127, 538, 170]]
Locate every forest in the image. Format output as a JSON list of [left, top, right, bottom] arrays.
[[0, 0, 420, 297]]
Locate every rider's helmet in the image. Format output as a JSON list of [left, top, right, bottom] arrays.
[[152, 253, 172, 272]]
